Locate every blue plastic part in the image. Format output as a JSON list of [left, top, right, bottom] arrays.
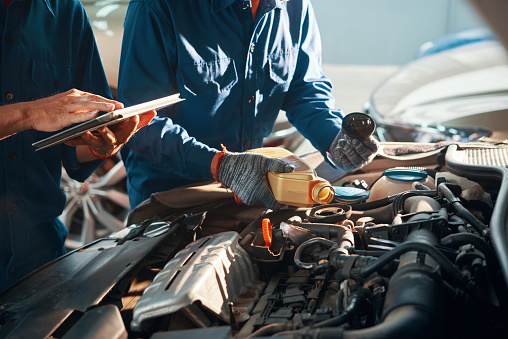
[[333, 186, 370, 204], [384, 168, 427, 182]]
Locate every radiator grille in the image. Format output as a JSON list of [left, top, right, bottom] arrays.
[[463, 148, 508, 167]]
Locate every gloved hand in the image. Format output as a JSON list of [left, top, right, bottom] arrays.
[[217, 151, 294, 209], [330, 130, 380, 172]]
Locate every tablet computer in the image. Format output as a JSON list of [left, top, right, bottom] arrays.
[[33, 93, 183, 151]]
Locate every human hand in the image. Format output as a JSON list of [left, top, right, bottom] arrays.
[[65, 110, 156, 158], [216, 151, 294, 209], [330, 129, 379, 172], [28, 89, 123, 132]]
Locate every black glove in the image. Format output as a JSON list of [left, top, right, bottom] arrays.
[[217, 151, 294, 209], [330, 130, 379, 172]]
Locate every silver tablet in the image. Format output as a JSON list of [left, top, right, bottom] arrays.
[[33, 93, 183, 151]]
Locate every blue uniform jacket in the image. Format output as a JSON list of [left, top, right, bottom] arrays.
[[0, 0, 111, 290], [118, 0, 344, 209]]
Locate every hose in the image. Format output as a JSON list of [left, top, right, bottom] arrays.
[[333, 240, 468, 290], [441, 233, 498, 268], [348, 249, 390, 257], [372, 287, 385, 325], [280, 307, 438, 339], [441, 233, 508, 307], [282, 291, 441, 339], [438, 183, 490, 240], [247, 323, 291, 338], [334, 289, 345, 315], [312, 312, 351, 329], [350, 190, 437, 215], [392, 190, 438, 215], [351, 196, 394, 211], [313, 287, 370, 328], [294, 237, 336, 270]]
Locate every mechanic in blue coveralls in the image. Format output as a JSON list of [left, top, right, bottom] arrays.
[[0, 0, 155, 291], [118, 0, 379, 210]]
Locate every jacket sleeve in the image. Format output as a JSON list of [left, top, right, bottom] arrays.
[[117, 0, 216, 180], [282, 0, 344, 158]]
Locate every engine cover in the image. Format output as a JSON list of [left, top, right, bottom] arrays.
[[131, 231, 264, 331]]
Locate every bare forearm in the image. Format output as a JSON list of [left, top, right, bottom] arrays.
[[0, 102, 31, 140], [1, 89, 119, 141]]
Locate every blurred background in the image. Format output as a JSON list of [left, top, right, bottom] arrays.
[[314, 0, 484, 115]]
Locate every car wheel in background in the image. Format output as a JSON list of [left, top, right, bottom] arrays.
[[59, 154, 129, 249]]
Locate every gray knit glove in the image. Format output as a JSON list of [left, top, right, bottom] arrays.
[[217, 152, 294, 209], [330, 130, 380, 172]]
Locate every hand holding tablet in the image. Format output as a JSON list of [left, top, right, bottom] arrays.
[[33, 93, 183, 151]]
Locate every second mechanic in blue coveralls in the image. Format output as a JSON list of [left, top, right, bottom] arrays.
[[118, 0, 379, 210], [0, 0, 156, 290]]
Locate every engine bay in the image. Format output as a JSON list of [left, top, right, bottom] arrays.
[[1, 143, 508, 338]]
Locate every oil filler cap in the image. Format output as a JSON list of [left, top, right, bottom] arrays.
[[342, 112, 376, 139]]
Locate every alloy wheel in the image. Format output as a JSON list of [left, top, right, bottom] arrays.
[[59, 155, 130, 249]]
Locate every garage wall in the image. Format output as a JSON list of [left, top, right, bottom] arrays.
[[312, 0, 485, 65]]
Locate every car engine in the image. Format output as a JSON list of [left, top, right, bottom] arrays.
[[1, 143, 508, 339]]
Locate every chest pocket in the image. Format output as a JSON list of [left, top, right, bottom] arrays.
[[27, 60, 73, 100], [178, 58, 238, 98], [268, 49, 298, 85]]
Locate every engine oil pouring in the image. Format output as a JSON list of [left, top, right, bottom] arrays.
[[247, 147, 334, 207]]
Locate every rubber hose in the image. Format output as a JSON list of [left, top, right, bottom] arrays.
[[438, 183, 489, 236], [441, 233, 498, 268], [336, 241, 467, 288], [294, 237, 336, 270], [284, 307, 436, 339], [248, 323, 288, 338]]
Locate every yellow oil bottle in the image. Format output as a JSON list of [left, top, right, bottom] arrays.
[[247, 147, 334, 207]]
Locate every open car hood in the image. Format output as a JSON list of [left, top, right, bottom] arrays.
[[1, 142, 508, 338], [368, 0, 508, 144]]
